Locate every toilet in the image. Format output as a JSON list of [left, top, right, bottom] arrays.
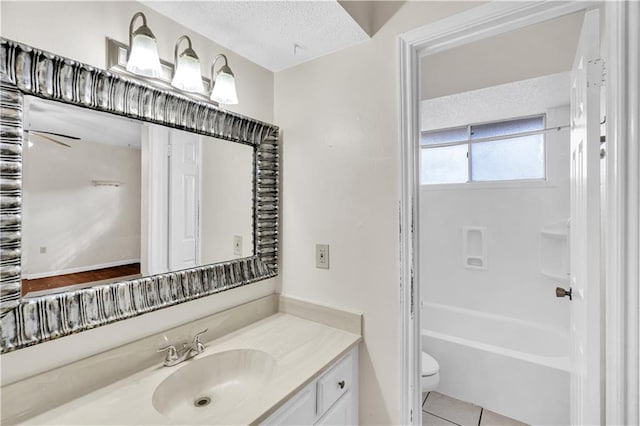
[[421, 352, 440, 392]]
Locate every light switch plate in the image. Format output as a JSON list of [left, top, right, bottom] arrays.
[[316, 244, 329, 269], [233, 235, 243, 256]]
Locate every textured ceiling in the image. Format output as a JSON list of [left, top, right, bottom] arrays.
[[141, 0, 370, 72]]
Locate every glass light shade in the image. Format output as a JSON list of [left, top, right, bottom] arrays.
[[126, 33, 162, 78], [171, 53, 204, 93], [211, 71, 238, 105]]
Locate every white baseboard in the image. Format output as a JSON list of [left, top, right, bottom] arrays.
[[24, 259, 141, 280]]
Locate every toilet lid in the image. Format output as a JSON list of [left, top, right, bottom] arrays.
[[422, 352, 439, 376]]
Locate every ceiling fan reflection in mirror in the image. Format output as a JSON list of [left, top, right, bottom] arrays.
[[25, 130, 79, 148]]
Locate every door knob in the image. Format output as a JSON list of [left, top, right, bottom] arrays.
[[556, 287, 572, 300]]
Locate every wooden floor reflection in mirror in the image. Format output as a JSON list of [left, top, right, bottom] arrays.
[[22, 263, 141, 297]]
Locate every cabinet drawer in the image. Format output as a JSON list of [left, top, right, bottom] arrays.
[[316, 353, 353, 415]]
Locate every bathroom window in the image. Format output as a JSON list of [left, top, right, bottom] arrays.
[[420, 115, 546, 185]]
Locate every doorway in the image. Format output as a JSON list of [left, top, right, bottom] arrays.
[[417, 8, 600, 425], [397, 2, 639, 425]]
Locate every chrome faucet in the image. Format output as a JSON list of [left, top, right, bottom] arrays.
[[157, 329, 208, 367]]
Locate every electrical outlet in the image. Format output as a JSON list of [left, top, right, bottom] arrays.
[[233, 235, 243, 256], [316, 244, 329, 269], [39, 246, 47, 254]]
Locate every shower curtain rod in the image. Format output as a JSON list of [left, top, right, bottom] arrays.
[[421, 124, 571, 149]]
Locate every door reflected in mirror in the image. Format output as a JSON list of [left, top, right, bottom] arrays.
[[22, 96, 254, 297]]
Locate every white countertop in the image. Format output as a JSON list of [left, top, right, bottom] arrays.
[[20, 313, 361, 425]]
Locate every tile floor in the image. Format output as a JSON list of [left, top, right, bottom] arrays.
[[422, 392, 529, 426]]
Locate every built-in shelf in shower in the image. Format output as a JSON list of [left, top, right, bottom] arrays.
[[540, 219, 570, 238], [540, 219, 570, 283], [540, 229, 568, 238], [463, 226, 487, 270]]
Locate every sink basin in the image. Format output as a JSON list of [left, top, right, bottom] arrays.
[[152, 349, 276, 421]]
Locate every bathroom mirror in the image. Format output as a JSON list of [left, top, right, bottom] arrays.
[[21, 97, 254, 298], [0, 38, 279, 353]]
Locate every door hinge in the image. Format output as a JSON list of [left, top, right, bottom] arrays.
[[588, 59, 606, 87], [410, 197, 415, 318], [410, 268, 415, 318], [410, 409, 413, 423]]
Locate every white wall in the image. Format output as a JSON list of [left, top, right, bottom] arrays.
[[23, 135, 141, 278], [420, 73, 571, 330], [0, 1, 277, 385], [420, 11, 583, 99], [274, 2, 481, 424], [201, 137, 254, 263]]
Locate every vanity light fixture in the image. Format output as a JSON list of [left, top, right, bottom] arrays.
[[210, 54, 238, 105], [171, 35, 204, 93], [126, 12, 162, 78]]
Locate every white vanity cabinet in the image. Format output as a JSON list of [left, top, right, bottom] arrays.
[[262, 346, 359, 426]]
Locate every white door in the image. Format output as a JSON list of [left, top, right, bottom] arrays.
[[169, 129, 200, 271], [569, 9, 601, 426]]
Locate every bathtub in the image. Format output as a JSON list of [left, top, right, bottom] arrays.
[[422, 302, 570, 425]]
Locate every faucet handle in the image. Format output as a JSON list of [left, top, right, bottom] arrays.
[[157, 345, 179, 363], [192, 329, 208, 354]]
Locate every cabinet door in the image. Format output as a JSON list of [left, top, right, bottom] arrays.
[[315, 391, 352, 425], [317, 352, 352, 414], [262, 383, 316, 425]]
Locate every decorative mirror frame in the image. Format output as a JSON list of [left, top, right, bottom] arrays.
[[0, 38, 279, 353]]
